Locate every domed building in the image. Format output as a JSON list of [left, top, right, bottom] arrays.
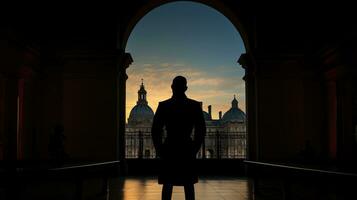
[[202, 95, 246, 159], [125, 80, 246, 159], [126, 80, 156, 158]]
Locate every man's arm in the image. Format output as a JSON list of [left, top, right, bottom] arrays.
[[193, 102, 206, 154], [151, 102, 164, 157]]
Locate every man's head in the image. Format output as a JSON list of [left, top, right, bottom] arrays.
[[171, 76, 187, 95]]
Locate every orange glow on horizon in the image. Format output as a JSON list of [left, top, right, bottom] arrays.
[[126, 75, 246, 122]]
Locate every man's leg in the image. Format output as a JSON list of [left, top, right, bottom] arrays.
[[184, 184, 195, 200], [162, 184, 173, 200]]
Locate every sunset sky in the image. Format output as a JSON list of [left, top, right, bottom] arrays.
[[125, 2, 246, 121]]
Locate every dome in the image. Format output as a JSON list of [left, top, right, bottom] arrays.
[[203, 111, 212, 121], [221, 108, 246, 123], [127, 80, 154, 126], [128, 104, 154, 125], [221, 95, 246, 123]]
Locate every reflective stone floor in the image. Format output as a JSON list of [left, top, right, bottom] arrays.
[[6, 175, 350, 199], [111, 176, 252, 200]]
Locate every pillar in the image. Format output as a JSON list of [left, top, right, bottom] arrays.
[[17, 65, 35, 160], [0, 73, 18, 160], [238, 53, 258, 161], [324, 68, 337, 160], [117, 52, 133, 164]]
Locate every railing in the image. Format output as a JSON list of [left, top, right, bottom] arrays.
[[0, 161, 120, 200], [125, 130, 247, 159], [244, 160, 357, 200]]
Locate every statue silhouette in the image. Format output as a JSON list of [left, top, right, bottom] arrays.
[[151, 76, 206, 200]]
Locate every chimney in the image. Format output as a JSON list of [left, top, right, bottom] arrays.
[[219, 111, 222, 119], [208, 105, 212, 118]]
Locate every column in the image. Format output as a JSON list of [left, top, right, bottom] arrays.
[[238, 53, 258, 161], [17, 65, 34, 160], [322, 50, 357, 163], [201, 137, 206, 159], [335, 66, 357, 162], [215, 130, 220, 159], [138, 131, 143, 159], [0, 74, 4, 160], [117, 52, 133, 163], [324, 68, 337, 160], [0, 74, 18, 160]]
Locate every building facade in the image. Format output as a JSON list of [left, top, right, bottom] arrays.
[[125, 81, 246, 159]]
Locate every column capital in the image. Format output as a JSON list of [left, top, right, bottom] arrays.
[[118, 52, 133, 80], [238, 53, 255, 81], [118, 51, 134, 70], [122, 53, 133, 70], [238, 53, 253, 69]]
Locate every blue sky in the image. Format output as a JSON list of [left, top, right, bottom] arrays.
[[126, 1, 246, 120]]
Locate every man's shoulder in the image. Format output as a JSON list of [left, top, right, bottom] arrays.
[[158, 99, 172, 106], [187, 99, 201, 109], [159, 98, 200, 106], [187, 98, 201, 105]]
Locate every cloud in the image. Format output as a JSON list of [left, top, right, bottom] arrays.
[[143, 63, 153, 67], [160, 63, 170, 67], [190, 78, 224, 86], [159, 62, 186, 67]]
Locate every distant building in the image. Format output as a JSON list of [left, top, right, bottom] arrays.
[[125, 81, 246, 159], [126, 80, 155, 158]]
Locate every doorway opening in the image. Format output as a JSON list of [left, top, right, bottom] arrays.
[[123, 1, 248, 161]]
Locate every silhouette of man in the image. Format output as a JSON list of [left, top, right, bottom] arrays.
[[152, 76, 206, 200]]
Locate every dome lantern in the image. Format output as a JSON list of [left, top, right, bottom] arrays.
[[231, 95, 238, 108], [137, 79, 148, 105]]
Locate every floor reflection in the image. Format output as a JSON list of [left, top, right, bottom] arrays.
[[11, 173, 351, 199], [111, 176, 251, 200]]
